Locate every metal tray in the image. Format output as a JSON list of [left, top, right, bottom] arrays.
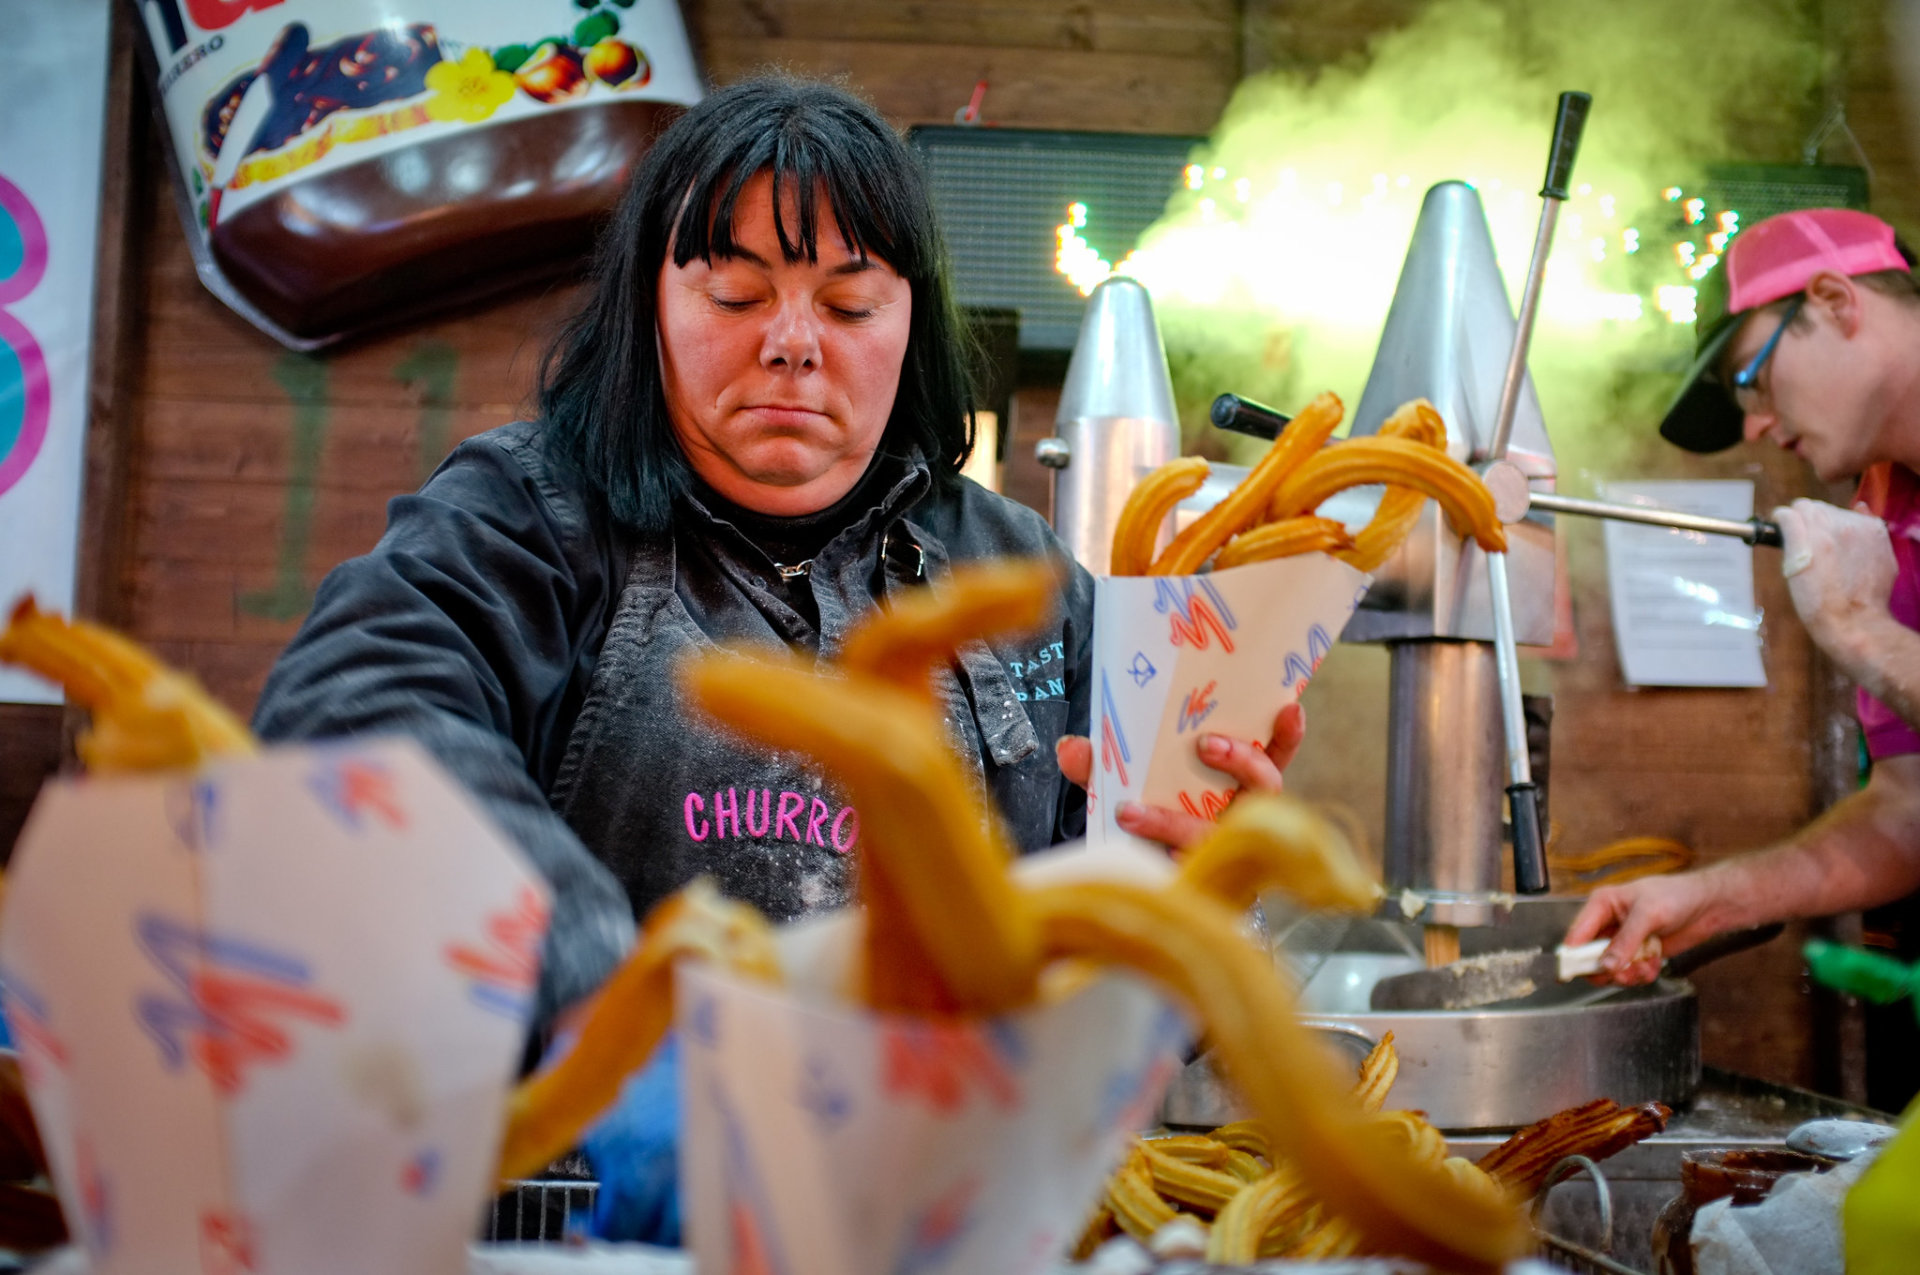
[[1163, 954, 1699, 1132]]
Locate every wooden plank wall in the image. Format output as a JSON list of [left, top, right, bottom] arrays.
[[10, 0, 1916, 1096]]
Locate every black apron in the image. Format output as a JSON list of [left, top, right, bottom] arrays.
[[544, 521, 1040, 925]]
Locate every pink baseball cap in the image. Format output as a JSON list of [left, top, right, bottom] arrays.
[[1660, 207, 1912, 452]]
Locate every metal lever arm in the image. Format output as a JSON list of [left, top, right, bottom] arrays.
[[1209, 393, 1292, 441], [1484, 91, 1591, 897], [1484, 461, 1784, 548], [1540, 92, 1593, 202], [1533, 493, 1782, 548], [1486, 552, 1546, 894], [1536, 492, 1782, 547]]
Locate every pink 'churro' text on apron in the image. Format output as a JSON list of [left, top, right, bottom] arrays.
[[683, 788, 860, 854]]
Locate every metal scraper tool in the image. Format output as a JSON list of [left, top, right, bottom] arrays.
[[1368, 940, 1609, 1011], [1368, 923, 1786, 1011]]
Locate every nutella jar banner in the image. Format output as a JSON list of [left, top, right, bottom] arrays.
[[0, 0, 111, 706], [130, 0, 703, 348]]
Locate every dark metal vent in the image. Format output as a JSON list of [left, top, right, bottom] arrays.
[[1697, 162, 1870, 223], [908, 126, 1203, 351]]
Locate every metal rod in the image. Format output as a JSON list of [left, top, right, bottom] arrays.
[[1530, 491, 1783, 547], [1488, 552, 1546, 892], [1487, 556, 1530, 789], [1483, 92, 1587, 897], [1488, 201, 1559, 463], [1488, 89, 1592, 462]]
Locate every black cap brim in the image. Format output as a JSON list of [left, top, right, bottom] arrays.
[[1658, 317, 1744, 453]]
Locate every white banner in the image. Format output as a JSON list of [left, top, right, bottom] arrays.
[[1602, 479, 1767, 689], [0, 0, 111, 704]]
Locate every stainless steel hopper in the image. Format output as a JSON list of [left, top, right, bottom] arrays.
[[1037, 276, 1181, 576]]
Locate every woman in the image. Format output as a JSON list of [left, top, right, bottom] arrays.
[[255, 74, 1299, 1242], [257, 74, 1296, 1021]]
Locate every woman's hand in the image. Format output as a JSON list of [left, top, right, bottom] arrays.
[[1056, 701, 1307, 853]]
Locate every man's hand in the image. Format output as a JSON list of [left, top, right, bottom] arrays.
[[1056, 701, 1306, 853], [1773, 498, 1900, 681], [1562, 868, 1739, 986], [1565, 758, 1920, 985]]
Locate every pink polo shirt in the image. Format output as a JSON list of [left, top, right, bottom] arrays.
[[1855, 463, 1920, 760]]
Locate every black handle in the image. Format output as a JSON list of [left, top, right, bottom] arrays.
[[1540, 91, 1592, 201], [1509, 783, 1550, 895], [1210, 393, 1291, 441], [1665, 923, 1785, 978], [1750, 518, 1784, 549]]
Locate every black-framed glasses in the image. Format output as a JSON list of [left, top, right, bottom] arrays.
[[1729, 295, 1805, 402]]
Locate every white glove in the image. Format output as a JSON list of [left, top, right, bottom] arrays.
[[1770, 498, 1898, 666]]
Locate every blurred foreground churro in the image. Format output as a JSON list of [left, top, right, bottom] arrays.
[[0, 596, 255, 771]]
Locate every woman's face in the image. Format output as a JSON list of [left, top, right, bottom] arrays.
[[658, 171, 914, 516]]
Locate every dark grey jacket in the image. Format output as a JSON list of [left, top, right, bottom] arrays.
[[251, 421, 1093, 1026]]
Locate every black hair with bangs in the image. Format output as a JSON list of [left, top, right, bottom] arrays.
[[537, 76, 976, 534]]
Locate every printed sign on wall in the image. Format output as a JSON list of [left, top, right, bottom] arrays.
[[0, 0, 111, 704]]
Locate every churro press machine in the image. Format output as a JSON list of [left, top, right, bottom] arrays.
[[1040, 95, 1799, 1131]]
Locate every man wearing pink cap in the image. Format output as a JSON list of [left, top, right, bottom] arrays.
[[1568, 207, 1920, 984]]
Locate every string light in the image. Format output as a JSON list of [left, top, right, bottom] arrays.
[[1054, 201, 1138, 296], [1656, 285, 1698, 324], [1050, 177, 1743, 333]]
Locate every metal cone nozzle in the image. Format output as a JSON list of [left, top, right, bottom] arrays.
[[1047, 277, 1182, 574], [1355, 183, 1563, 918], [1056, 277, 1179, 425], [1342, 180, 1558, 647], [1353, 180, 1553, 473]]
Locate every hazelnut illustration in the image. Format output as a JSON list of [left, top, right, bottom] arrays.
[[585, 38, 650, 89], [514, 43, 589, 104]]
